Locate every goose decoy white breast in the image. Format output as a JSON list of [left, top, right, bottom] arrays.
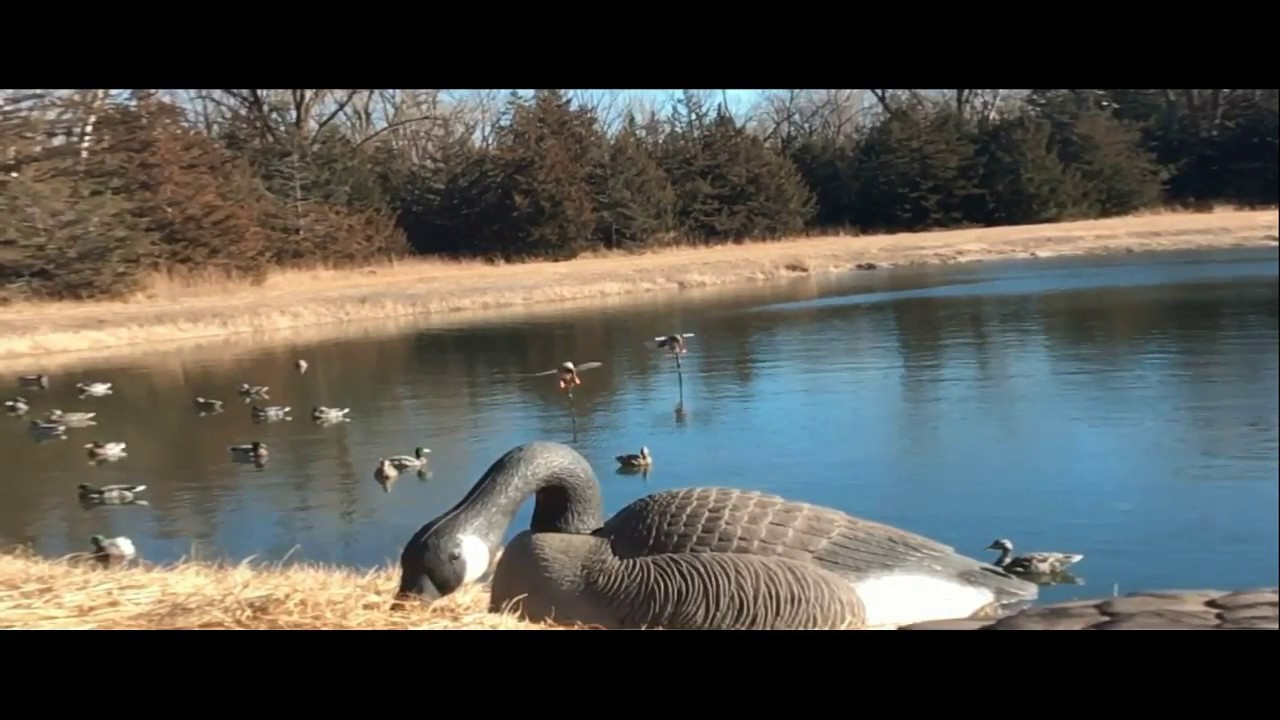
[[396, 442, 1039, 630], [986, 538, 1084, 576]]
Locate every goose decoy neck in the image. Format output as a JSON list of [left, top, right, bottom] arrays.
[[397, 441, 604, 603]]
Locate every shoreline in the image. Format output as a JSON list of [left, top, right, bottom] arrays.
[[2, 549, 1273, 629], [2, 210, 1275, 367]]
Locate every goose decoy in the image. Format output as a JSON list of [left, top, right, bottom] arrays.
[[238, 383, 269, 398], [295, 359, 308, 373], [250, 405, 291, 422], [615, 446, 652, 468], [89, 534, 137, 567], [4, 396, 29, 414], [46, 408, 96, 424], [531, 361, 602, 390], [312, 406, 351, 423], [18, 374, 49, 389], [985, 538, 1084, 576], [78, 483, 147, 504], [229, 441, 268, 458], [387, 446, 431, 471], [194, 397, 224, 413], [76, 381, 113, 396], [395, 441, 1039, 630], [652, 333, 695, 355], [84, 441, 128, 460]]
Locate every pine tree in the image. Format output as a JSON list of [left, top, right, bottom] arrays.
[[591, 115, 677, 249], [973, 114, 1084, 225]]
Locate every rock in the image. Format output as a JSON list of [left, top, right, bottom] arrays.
[[1218, 605, 1279, 624], [1091, 618, 1217, 630], [1098, 595, 1211, 616], [1105, 609, 1220, 627], [1207, 590, 1278, 610]]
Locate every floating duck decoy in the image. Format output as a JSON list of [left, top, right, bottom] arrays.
[[4, 396, 29, 414], [89, 534, 137, 567], [28, 418, 66, 434], [374, 458, 399, 492], [18, 374, 49, 389], [229, 441, 268, 458], [46, 408, 96, 424], [312, 406, 351, 423], [76, 381, 113, 397], [615, 445, 652, 468], [387, 446, 431, 471], [194, 397, 224, 413], [250, 405, 291, 422], [84, 441, 128, 460], [986, 538, 1084, 576], [296, 359, 308, 373], [78, 483, 147, 504], [652, 332, 695, 355], [531, 361, 603, 390], [395, 441, 1039, 630], [238, 383, 270, 399]]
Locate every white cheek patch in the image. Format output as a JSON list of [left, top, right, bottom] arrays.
[[459, 534, 491, 585]]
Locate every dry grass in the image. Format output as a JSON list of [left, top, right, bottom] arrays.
[[0, 546, 581, 630], [2, 209, 1275, 364]]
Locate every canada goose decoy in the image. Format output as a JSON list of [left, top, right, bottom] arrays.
[[194, 397, 224, 413], [84, 441, 128, 460], [986, 538, 1084, 576], [296, 359, 308, 373], [396, 441, 1039, 630], [652, 333, 695, 355], [229, 441, 268, 458], [89, 534, 137, 567], [18, 374, 50, 389], [46, 408, 96, 423], [531, 361, 602, 390], [312, 406, 351, 423], [76, 381, 113, 396], [250, 405, 291, 422], [78, 483, 147, 504], [387, 446, 431, 471], [615, 446, 652, 468], [238, 383, 269, 398], [4, 396, 29, 414]]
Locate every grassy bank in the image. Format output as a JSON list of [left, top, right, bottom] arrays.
[[2, 209, 1275, 363], [0, 547, 572, 630]]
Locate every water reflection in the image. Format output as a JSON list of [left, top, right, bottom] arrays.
[[0, 247, 1276, 602]]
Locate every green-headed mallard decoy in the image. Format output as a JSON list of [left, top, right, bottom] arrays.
[[229, 441, 268, 458], [986, 538, 1084, 576], [28, 418, 66, 434], [387, 446, 431, 470], [18, 374, 50, 389]]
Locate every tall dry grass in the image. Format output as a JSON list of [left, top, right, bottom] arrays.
[[1, 209, 1275, 363], [0, 547, 581, 630]]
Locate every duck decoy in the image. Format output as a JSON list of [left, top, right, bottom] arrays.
[[194, 397, 224, 413], [250, 405, 291, 422], [28, 419, 66, 434], [228, 441, 268, 458], [652, 333, 695, 355], [295, 359, 308, 373], [374, 458, 399, 492], [46, 408, 96, 424], [387, 446, 431, 471], [615, 446, 652, 468], [78, 483, 147, 504], [76, 381, 113, 396], [238, 383, 269, 399], [18, 374, 49, 389], [4, 396, 29, 414], [89, 535, 137, 567], [985, 538, 1084, 576], [312, 406, 351, 423], [84, 441, 128, 460], [395, 441, 1039, 630], [531, 361, 602, 390]]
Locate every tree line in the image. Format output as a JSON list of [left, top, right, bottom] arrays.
[[1, 88, 1274, 301]]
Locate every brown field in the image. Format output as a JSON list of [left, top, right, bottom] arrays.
[[2, 209, 1275, 366], [0, 546, 575, 630]]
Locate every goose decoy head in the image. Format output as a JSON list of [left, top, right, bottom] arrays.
[[986, 538, 1013, 552], [396, 519, 492, 604]]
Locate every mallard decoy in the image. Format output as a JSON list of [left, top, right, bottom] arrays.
[[615, 445, 652, 468], [229, 441, 268, 458], [531, 361, 602, 390], [250, 405, 291, 421], [78, 483, 147, 504], [28, 419, 66, 434], [18, 374, 49, 389], [194, 396, 224, 413], [4, 396, 29, 414], [986, 538, 1084, 576], [76, 381, 113, 396], [652, 333, 695, 355], [84, 441, 128, 460], [387, 446, 430, 470], [374, 458, 399, 492], [396, 441, 1039, 630], [295, 359, 308, 373], [312, 406, 350, 423], [46, 408, 96, 423], [238, 383, 269, 398], [89, 535, 137, 567]]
